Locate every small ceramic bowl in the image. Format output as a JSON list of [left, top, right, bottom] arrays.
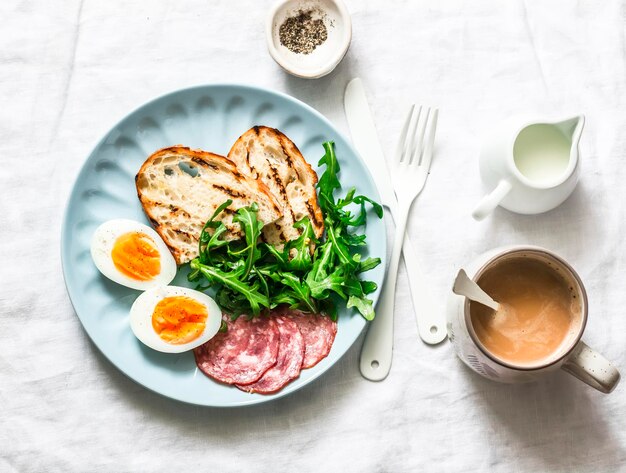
[[266, 0, 352, 79]]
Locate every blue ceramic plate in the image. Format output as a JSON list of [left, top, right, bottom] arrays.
[[61, 84, 386, 407]]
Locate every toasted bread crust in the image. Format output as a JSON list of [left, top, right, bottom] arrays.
[[228, 126, 324, 248], [136, 146, 282, 264]]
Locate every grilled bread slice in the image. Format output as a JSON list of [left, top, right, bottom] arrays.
[[136, 146, 282, 264], [228, 126, 324, 248]]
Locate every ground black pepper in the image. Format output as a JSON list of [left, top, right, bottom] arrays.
[[279, 9, 328, 55]]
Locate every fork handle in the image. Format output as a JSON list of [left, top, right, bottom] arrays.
[[359, 200, 411, 381]]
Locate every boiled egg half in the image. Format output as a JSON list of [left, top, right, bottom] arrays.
[[91, 219, 177, 291], [129, 286, 222, 353]]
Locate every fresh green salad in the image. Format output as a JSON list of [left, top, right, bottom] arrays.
[[188, 142, 383, 321]]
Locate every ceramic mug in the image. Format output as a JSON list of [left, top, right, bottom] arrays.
[[472, 116, 585, 220], [446, 245, 620, 393]]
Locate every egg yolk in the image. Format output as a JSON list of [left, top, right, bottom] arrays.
[[151, 296, 208, 345], [111, 232, 161, 281]]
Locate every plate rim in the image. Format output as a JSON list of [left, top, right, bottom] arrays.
[[61, 82, 387, 407]]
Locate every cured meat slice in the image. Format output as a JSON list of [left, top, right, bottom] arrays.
[[237, 316, 305, 394], [194, 315, 279, 385], [282, 309, 337, 369]]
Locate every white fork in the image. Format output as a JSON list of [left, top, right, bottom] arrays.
[[360, 105, 439, 381]]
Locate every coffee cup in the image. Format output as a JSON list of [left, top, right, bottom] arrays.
[[446, 245, 620, 393]]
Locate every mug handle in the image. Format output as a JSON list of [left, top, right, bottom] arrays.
[[472, 180, 512, 221], [561, 341, 620, 393]]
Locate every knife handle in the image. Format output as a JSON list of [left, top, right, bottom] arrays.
[[385, 201, 447, 345], [400, 233, 447, 344]]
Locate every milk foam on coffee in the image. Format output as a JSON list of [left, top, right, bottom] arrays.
[[470, 257, 582, 367]]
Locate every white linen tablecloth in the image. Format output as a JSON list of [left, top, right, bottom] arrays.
[[1, 1, 625, 471]]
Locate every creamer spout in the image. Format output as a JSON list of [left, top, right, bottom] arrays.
[[556, 115, 585, 147]]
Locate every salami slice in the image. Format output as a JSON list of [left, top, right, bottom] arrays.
[[194, 315, 279, 385], [236, 316, 305, 394], [282, 309, 337, 369]]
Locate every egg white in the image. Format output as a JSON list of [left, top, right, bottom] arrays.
[[90, 219, 177, 291], [129, 286, 222, 353]]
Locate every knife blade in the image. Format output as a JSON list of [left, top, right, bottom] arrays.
[[344, 80, 396, 209], [344, 77, 447, 347]]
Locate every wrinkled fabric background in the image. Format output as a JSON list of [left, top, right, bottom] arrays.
[[1, 1, 625, 472]]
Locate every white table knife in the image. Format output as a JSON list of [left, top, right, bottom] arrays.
[[344, 78, 446, 350]]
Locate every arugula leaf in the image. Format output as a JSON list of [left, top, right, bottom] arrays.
[[262, 243, 289, 266], [336, 191, 384, 227], [343, 232, 367, 247], [277, 272, 318, 313], [271, 290, 301, 309], [231, 203, 263, 279], [347, 295, 375, 321], [251, 267, 270, 302], [353, 195, 384, 219], [326, 223, 354, 268], [200, 223, 229, 265], [190, 259, 269, 315], [317, 141, 341, 207], [284, 217, 316, 271], [307, 240, 334, 283], [356, 257, 382, 274], [215, 288, 247, 316], [361, 280, 378, 294], [256, 265, 282, 282], [198, 199, 233, 260], [306, 266, 348, 300]]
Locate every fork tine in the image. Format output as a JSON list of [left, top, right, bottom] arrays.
[[412, 107, 431, 165], [393, 104, 415, 164], [405, 105, 422, 163], [418, 108, 439, 172]]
